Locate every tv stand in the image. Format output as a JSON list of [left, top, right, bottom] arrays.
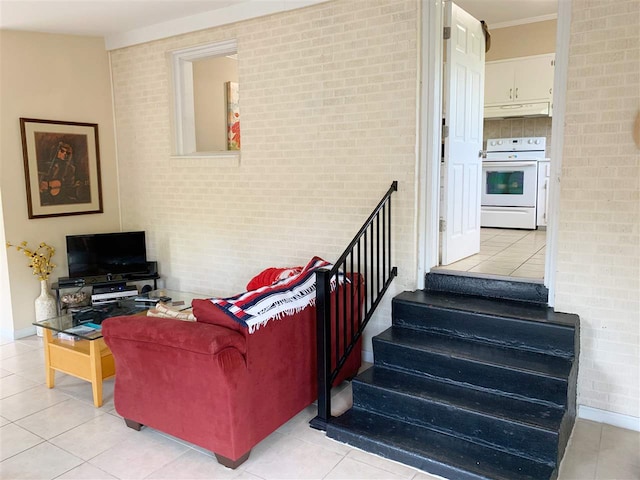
[[52, 273, 160, 314]]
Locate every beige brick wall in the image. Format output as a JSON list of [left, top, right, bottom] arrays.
[[110, 0, 418, 351], [555, 0, 640, 418]]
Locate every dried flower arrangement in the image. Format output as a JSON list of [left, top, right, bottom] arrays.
[[6, 241, 56, 281]]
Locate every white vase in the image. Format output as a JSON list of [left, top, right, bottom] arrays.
[[34, 279, 57, 337]]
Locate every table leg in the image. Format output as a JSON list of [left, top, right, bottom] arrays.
[[89, 340, 103, 407], [43, 328, 55, 388]]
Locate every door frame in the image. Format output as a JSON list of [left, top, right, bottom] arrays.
[[417, 0, 572, 307]]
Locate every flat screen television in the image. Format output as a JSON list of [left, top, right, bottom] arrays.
[[66, 231, 148, 279]]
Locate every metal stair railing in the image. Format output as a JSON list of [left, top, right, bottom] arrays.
[[310, 181, 398, 431]]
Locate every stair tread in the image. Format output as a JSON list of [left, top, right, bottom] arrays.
[[395, 290, 578, 327], [356, 366, 565, 432], [376, 326, 572, 379], [328, 409, 555, 480]]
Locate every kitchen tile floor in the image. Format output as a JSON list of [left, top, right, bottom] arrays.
[[438, 228, 547, 279], [2, 335, 639, 480]]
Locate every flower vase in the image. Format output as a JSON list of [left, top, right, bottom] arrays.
[[34, 279, 56, 337]]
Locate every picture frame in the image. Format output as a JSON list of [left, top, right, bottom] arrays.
[[20, 118, 103, 219], [226, 81, 240, 151]]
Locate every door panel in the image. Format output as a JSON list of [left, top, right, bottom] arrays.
[[441, 2, 485, 265]]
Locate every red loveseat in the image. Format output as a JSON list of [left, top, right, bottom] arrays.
[[102, 276, 362, 468]]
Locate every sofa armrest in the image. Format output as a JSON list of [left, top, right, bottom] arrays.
[[102, 315, 246, 355]]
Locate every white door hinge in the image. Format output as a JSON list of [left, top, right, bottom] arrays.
[[443, 27, 451, 40], [439, 218, 446, 232], [442, 124, 449, 139]]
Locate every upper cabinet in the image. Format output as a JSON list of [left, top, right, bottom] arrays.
[[484, 53, 555, 118]]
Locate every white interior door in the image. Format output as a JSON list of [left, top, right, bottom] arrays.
[[441, 1, 484, 265]]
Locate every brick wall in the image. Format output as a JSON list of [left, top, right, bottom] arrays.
[[110, 0, 418, 351], [555, 0, 640, 418]]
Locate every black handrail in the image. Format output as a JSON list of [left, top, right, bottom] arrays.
[[310, 181, 398, 431]]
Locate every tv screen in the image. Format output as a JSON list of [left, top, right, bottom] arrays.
[[66, 231, 148, 278]]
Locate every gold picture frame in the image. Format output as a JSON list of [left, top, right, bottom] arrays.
[[20, 118, 103, 219]]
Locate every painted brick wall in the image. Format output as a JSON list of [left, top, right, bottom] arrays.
[[555, 0, 640, 418], [110, 0, 418, 352]]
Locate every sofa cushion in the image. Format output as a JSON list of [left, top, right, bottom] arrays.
[[246, 266, 302, 291], [193, 298, 247, 334]]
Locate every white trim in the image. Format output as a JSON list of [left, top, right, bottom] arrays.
[[419, 0, 444, 279], [414, 0, 425, 289], [170, 153, 240, 166], [4, 325, 37, 340], [105, 0, 331, 50], [544, 0, 571, 307], [362, 350, 374, 365], [490, 13, 558, 30], [578, 405, 640, 432], [108, 52, 124, 231], [170, 40, 238, 157]]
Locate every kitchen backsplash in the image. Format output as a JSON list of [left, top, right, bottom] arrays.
[[483, 117, 552, 152]]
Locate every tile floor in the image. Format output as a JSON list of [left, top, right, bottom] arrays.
[[2, 334, 639, 480], [438, 228, 547, 279]]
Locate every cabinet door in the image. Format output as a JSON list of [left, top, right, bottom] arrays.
[[484, 61, 515, 105], [514, 54, 555, 103]]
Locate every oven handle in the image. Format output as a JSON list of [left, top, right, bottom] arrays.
[[483, 161, 537, 168]]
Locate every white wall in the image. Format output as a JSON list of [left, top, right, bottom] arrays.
[[0, 31, 121, 337], [555, 0, 639, 420], [110, 0, 419, 353]]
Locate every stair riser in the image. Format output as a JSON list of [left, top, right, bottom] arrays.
[[374, 340, 569, 406], [353, 381, 560, 464], [393, 302, 575, 358]]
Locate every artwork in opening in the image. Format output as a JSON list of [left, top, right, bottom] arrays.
[[226, 81, 240, 150], [20, 118, 103, 219]]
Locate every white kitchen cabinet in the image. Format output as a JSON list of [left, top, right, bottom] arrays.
[[485, 54, 555, 106], [537, 160, 550, 227]]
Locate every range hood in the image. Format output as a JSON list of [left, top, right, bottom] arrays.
[[484, 102, 552, 119]]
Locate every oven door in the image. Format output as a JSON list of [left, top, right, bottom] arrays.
[[481, 161, 538, 207]]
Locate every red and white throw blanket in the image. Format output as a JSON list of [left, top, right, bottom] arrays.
[[209, 257, 341, 333]]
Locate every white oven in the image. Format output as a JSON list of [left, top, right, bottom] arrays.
[[481, 137, 546, 229]]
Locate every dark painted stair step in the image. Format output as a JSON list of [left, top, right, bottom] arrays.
[[327, 408, 556, 480], [353, 366, 565, 463], [425, 270, 549, 304], [393, 290, 578, 358], [374, 327, 572, 406]]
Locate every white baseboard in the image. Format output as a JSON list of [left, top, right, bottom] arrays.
[[3, 326, 37, 340], [577, 405, 640, 432], [362, 350, 374, 364]]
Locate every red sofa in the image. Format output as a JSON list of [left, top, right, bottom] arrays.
[[102, 276, 362, 468]]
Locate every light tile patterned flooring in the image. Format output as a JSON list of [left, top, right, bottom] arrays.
[[2, 335, 639, 480], [438, 228, 547, 279]]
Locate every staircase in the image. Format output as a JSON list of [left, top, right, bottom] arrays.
[[326, 273, 579, 480]]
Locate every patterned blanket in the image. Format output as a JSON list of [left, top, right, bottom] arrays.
[[209, 257, 340, 333]]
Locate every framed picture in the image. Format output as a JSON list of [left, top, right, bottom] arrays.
[[226, 81, 240, 150], [20, 118, 103, 219]]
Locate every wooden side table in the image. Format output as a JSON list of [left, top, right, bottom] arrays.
[[41, 328, 115, 407], [34, 290, 198, 407]]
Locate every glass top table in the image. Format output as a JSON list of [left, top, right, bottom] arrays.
[[33, 289, 203, 407], [33, 289, 199, 340]]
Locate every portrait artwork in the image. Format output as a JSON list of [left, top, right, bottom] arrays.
[[20, 118, 103, 219]]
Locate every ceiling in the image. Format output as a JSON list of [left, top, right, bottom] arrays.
[[0, 0, 557, 47], [456, 0, 557, 27]]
